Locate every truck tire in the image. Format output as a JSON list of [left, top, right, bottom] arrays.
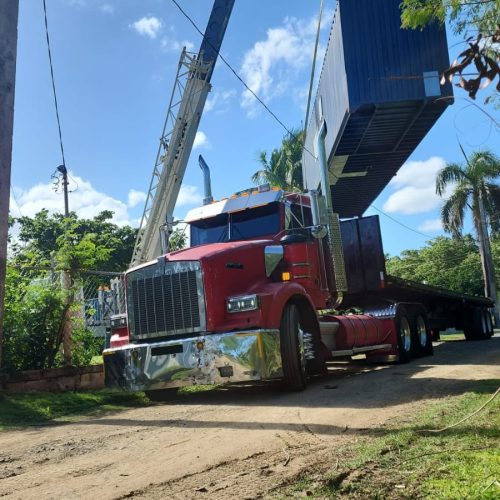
[[280, 304, 307, 391], [396, 306, 413, 363], [411, 306, 433, 357], [472, 307, 492, 340]]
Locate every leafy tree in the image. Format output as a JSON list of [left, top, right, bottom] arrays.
[[400, 0, 499, 103], [252, 129, 304, 192], [12, 210, 137, 272], [436, 149, 500, 322], [169, 227, 188, 251], [386, 235, 484, 295]]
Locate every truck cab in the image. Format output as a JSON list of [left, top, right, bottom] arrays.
[[104, 188, 341, 393]]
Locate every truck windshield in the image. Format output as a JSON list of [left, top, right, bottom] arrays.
[[190, 202, 281, 246]]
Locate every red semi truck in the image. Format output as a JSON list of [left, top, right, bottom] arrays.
[[103, 0, 494, 397], [103, 182, 494, 396]]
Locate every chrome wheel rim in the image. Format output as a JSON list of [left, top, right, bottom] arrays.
[[416, 315, 427, 347], [400, 317, 411, 352], [297, 326, 306, 374]]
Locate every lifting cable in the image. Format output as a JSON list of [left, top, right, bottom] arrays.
[[303, 0, 323, 137], [42, 0, 66, 168]]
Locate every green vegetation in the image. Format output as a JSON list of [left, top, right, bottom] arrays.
[[11, 209, 136, 271], [4, 210, 137, 371], [0, 390, 148, 429], [386, 234, 500, 296], [273, 379, 500, 499], [252, 128, 304, 192]]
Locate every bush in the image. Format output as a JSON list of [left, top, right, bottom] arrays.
[[3, 266, 104, 372], [3, 268, 66, 372]]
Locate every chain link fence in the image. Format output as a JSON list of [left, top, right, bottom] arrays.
[[9, 265, 126, 338]]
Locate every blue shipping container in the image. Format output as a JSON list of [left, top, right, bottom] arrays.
[[302, 0, 453, 217]]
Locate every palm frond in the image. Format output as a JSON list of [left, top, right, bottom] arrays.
[[435, 163, 469, 196], [441, 185, 470, 237], [468, 150, 500, 182]]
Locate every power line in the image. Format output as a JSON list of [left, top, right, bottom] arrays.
[[10, 184, 22, 217], [169, 0, 304, 150], [42, 0, 66, 167]]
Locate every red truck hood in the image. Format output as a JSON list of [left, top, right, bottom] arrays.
[[165, 239, 275, 262]]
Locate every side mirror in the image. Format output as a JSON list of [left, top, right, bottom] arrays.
[[311, 225, 327, 239]]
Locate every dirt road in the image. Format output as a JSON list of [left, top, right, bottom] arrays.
[[1, 337, 499, 499]]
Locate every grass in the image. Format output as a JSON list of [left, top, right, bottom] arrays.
[[273, 379, 500, 499], [0, 390, 148, 429], [439, 331, 465, 342], [177, 383, 221, 395]]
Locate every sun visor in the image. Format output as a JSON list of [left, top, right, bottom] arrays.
[[184, 189, 283, 222]]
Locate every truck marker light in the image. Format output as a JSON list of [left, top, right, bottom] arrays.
[[196, 341, 205, 350], [282, 272, 291, 281]]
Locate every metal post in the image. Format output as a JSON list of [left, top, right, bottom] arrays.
[[0, 0, 19, 369]]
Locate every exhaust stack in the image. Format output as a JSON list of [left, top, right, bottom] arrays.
[[198, 155, 214, 205]]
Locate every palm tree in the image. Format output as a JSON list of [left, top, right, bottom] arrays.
[[252, 129, 304, 192], [436, 149, 500, 325]]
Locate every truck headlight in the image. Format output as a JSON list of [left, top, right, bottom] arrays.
[[227, 294, 260, 313]]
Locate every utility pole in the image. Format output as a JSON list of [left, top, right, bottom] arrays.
[[0, 1, 19, 369], [57, 164, 69, 215], [56, 164, 72, 364]]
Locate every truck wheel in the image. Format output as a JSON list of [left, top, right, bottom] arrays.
[[280, 304, 307, 391], [412, 307, 433, 357], [472, 307, 492, 340], [396, 306, 413, 363]]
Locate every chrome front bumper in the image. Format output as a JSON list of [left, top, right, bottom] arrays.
[[103, 329, 282, 391]]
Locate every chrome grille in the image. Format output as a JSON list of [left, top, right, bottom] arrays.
[[127, 262, 204, 339]]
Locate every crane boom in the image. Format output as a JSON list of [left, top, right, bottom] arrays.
[[130, 0, 235, 267]]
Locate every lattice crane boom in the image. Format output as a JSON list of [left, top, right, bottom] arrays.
[[130, 0, 234, 267]]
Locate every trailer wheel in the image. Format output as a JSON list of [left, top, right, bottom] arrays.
[[472, 307, 492, 340], [280, 304, 307, 391], [396, 306, 413, 362], [412, 307, 433, 357]]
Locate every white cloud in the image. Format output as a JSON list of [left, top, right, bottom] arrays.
[[127, 189, 147, 208], [100, 3, 115, 14], [193, 131, 210, 150], [11, 174, 134, 227], [177, 185, 202, 207], [161, 37, 195, 52], [383, 157, 454, 215], [130, 16, 163, 39], [205, 89, 236, 113], [418, 219, 443, 232], [239, 12, 331, 116]]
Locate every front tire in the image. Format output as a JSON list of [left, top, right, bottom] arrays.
[[280, 304, 307, 391]]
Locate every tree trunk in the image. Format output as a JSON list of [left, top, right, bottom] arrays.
[[477, 194, 500, 326]]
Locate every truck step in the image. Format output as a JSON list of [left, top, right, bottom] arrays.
[[331, 344, 392, 357]]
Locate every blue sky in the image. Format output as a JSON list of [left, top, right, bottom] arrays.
[[10, 0, 499, 257]]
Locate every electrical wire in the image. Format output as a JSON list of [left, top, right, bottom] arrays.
[[10, 185, 23, 217], [169, 0, 316, 160], [42, 0, 66, 167]]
